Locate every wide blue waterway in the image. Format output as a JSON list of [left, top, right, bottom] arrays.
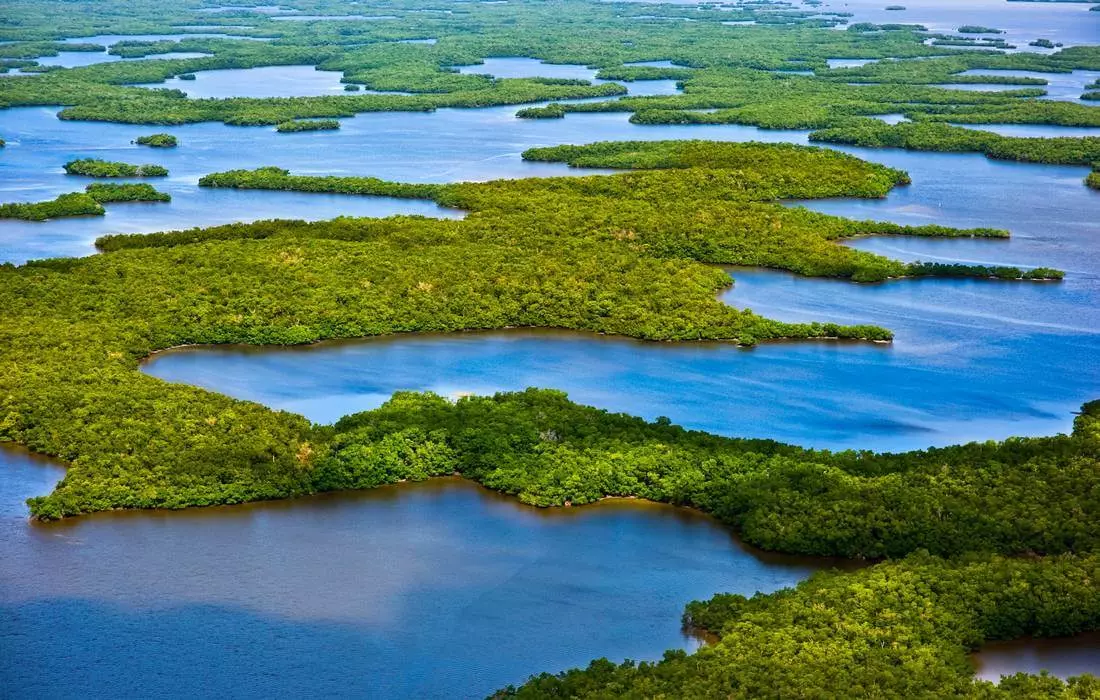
[[0, 448, 830, 698], [0, 105, 795, 263], [133, 64, 352, 98]]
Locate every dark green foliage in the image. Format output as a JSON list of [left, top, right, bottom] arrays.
[[515, 104, 565, 119], [498, 553, 1100, 698], [328, 388, 1100, 558], [134, 133, 177, 148], [848, 22, 928, 32], [810, 120, 1100, 167], [957, 25, 1004, 34], [84, 182, 170, 203], [0, 192, 103, 220], [1030, 39, 1062, 48], [906, 262, 1064, 280], [64, 158, 169, 177], [0, 41, 104, 59], [275, 119, 341, 132], [198, 166, 441, 198], [1088, 168, 1100, 189], [0, 183, 170, 219], [0, 6, 1096, 694], [595, 65, 694, 81], [343, 83, 361, 91], [0, 0, 1092, 140]]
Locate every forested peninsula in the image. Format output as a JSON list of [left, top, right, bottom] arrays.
[[187, 142, 1057, 282], [3, 140, 1066, 523], [0, 183, 170, 220]]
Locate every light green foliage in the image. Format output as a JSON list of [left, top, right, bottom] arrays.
[[193, 142, 1028, 283], [2, 0, 1097, 138], [1, 3, 1097, 695]]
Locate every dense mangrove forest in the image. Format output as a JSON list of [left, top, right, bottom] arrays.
[[134, 133, 178, 147], [3, 0, 1100, 697], [4, 140, 1065, 519], [63, 158, 169, 177], [0, 182, 170, 220]]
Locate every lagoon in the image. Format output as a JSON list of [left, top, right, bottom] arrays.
[[455, 56, 684, 95], [133, 65, 351, 98], [0, 448, 828, 698]]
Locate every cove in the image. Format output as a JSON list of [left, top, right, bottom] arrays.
[[137, 150, 1100, 453], [133, 65, 351, 98], [0, 446, 829, 698], [973, 632, 1100, 683], [60, 32, 272, 44], [957, 68, 1100, 102], [454, 56, 683, 96], [141, 262, 1100, 453]]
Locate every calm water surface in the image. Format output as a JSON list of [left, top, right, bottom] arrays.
[[29, 50, 212, 69], [0, 448, 829, 698], [974, 632, 1100, 682], [0, 105, 793, 263], [60, 32, 272, 44], [134, 64, 351, 98], [2, 15, 1100, 694], [815, 0, 1100, 50], [142, 144, 1100, 452], [454, 56, 684, 95], [930, 69, 1100, 102]]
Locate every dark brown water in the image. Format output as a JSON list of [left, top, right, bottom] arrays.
[[974, 632, 1100, 682]]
